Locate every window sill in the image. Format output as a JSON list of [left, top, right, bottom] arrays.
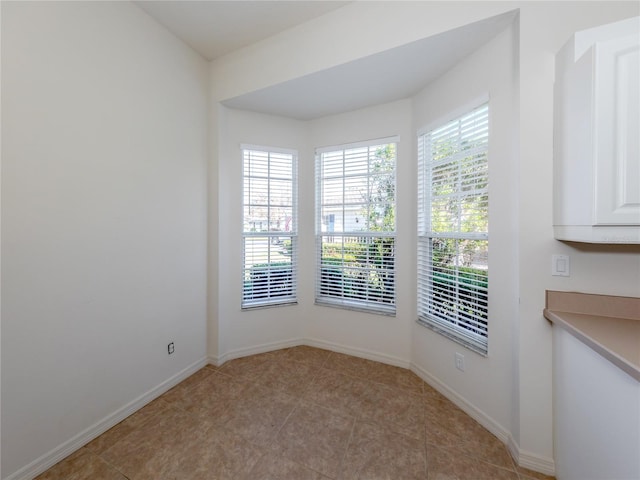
[[416, 318, 488, 356], [315, 299, 396, 317], [242, 301, 298, 311]]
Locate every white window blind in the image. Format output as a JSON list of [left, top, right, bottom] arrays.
[[242, 146, 297, 308], [417, 103, 489, 354], [316, 138, 397, 315]]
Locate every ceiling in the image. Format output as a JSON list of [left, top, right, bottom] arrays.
[[136, 2, 516, 120], [222, 10, 516, 120], [135, 1, 350, 61]]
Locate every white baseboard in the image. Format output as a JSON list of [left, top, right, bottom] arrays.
[[412, 362, 555, 477], [519, 452, 555, 477], [410, 362, 511, 443], [210, 337, 412, 370], [210, 337, 304, 366], [507, 434, 521, 467], [305, 338, 411, 369], [5, 356, 209, 480], [508, 437, 556, 477], [209, 337, 412, 370]]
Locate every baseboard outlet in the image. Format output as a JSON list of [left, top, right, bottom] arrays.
[[5, 356, 209, 480]]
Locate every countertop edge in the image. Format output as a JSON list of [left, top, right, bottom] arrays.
[[544, 308, 640, 382]]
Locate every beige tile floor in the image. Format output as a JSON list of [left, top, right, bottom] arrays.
[[36, 346, 555, 480]]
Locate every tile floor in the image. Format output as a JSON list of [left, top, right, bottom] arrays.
[[36, 346, 555, 480]]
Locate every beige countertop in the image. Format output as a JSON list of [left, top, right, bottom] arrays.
[[544, 290, 640, 382]]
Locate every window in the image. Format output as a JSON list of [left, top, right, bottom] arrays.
[[417, 103, 489, 354], [316, 138, 397, 314], [242, 146, 297, 308]]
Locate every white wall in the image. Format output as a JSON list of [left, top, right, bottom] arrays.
[[214, 108, 309, 362], [410, 22, 518, 445], [211, 15, 518, 451], [210, 2, 513, 102], [306, 100, 414, 365], [209, 1, 640, 474], [1, 2, 209, 478], [215, 100, 415, 367], [3, 2, 638, 478], [516, 3, 640, 469]]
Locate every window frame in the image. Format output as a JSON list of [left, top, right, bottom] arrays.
[[417, 101, 490, 355], [315, 137, 398, 315], [241, 144, 298, 309]]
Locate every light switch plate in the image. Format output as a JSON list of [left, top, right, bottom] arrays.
[[552, 254, 570, 277]]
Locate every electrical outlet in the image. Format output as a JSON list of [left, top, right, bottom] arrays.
[[455, 352, 465, 372], [168, 342, 175, 355]]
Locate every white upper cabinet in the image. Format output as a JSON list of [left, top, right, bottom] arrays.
[[554, 17, 640, 243]]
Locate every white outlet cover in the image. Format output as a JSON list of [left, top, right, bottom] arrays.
[[455, 353, 465, 372]]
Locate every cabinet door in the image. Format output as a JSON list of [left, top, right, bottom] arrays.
[[594, 33, 640, 225]]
